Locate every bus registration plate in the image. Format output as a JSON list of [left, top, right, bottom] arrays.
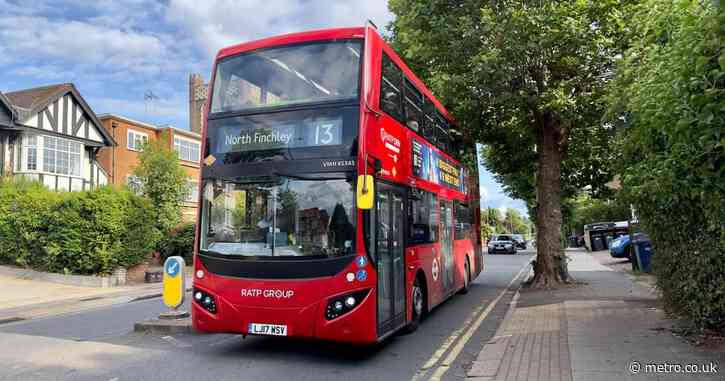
[[248, 323, 288, 336]]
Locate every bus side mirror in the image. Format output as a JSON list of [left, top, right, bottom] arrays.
[[356, 175, 374, 210]]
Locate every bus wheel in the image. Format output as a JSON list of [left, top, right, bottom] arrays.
[[459, 258, 471, 295], [404, 277, 425, 333]]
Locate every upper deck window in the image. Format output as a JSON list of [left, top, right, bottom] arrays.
[[210, 41, 362, 114]]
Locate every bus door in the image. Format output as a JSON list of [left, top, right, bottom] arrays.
[[440, 201, 455, 294], [375, 183, 407, 336]]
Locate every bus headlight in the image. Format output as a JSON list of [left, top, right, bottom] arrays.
[[325, 289, 370, 321], [193, 288, 217, 314]]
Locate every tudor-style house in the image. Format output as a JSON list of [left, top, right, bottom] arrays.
[[0, 84, 114, 190]]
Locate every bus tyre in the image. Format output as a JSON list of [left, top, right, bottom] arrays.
[[459, 258, 470, 295], [404, 277, 425, 334]]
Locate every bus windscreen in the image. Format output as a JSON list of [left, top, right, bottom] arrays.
[[210, 40, 362, 114], [199, 176, 356, 259]]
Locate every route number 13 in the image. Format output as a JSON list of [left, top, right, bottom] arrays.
[[315, 123, 335, 145]]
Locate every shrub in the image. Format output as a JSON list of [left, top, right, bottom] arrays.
[[158, 223, 196, 262], [0, 177, 60, 268], [0, 178, 160, 275], [610, 2, 724, 331], [44, 187, 160, 275]]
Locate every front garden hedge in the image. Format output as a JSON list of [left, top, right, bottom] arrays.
[[0, 178, 160, 275]]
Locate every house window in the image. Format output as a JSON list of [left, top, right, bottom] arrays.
[[185, 180, 199, 202], [127, 130, 148, 151], [24, 135, 38, 171], [127, 175, 142, 194], [174, 137, 200, 162], [43, 136, 81, 176]]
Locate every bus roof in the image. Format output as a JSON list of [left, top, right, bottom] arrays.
[[214, 26, 458, 128], [217, 27, 365, 60]]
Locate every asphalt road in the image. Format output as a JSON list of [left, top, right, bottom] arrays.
[[0, 251, 533, 381]]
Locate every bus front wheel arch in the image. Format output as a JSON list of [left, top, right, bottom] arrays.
[[404, 271, 428, 334]]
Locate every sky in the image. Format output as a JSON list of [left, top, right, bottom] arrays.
[[0, 0, 527, 218]]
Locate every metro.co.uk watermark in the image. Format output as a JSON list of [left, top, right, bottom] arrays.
[[629, 360, 719, 375]]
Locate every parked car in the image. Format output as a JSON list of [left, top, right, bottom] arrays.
[[488, 234, 517, 254], [610, 233, 650, 260], [609, 235, 631, 259], [511, 234, 527, 250]]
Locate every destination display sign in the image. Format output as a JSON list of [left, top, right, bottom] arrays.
[[210, 115, 343, 154], [412, 138, 466, 192]]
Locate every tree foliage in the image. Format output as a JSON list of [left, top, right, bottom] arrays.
[[481, 207, 532, 241], [608, 0, 724, 331], [389, 0, 635, 286], [133, 132, 189, 235]]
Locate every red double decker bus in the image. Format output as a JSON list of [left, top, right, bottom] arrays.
[[192, 25, 483, 343]]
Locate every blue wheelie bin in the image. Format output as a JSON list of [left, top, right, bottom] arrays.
[[632, 234, 653, 273]]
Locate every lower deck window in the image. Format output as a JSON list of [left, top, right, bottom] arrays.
[[408, 191, 438, 244]]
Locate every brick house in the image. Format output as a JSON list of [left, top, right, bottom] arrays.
[[96, 114, 201, 222], [0, 83, 114, 190]]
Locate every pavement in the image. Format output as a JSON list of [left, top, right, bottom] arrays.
[[0, 270, 193, 324], [466, 248, 723, 381]]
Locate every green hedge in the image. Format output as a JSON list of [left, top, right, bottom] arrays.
[[0, 178, 160, 275], [158, 222, 195, 262], [611, 2, 724, 331]]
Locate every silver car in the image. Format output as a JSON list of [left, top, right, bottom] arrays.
[[487, 234, 517, 254]]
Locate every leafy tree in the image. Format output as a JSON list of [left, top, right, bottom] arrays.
[[503, 208, 531, 236], [480, 207, 502, 242], [389, 0, 635, 287], [607, 0, 724, 331], [133, 132, 189, 235]]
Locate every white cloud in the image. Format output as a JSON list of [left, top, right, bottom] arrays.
[[0, 1, 395, 130], [479, 184, 490, 201], [0, 16, 168, 70], [165, 0, 393, 58]]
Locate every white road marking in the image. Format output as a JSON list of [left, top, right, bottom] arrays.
[[160, 335, 191, 348], [412, 262, 530, 381]]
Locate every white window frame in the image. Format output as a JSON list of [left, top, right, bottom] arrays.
[[23, 135, 38, 171], [127, 130, 148, 152], [185, 179, 199, 202], [42, 135, 82, 177], [173, 136, 200, 163], [127, 175, 142, 194]]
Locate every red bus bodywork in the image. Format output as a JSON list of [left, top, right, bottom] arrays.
[[193, 26, 483, 344]]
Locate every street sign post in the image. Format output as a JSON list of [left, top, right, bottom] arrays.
[[161, 256, 187, 318]]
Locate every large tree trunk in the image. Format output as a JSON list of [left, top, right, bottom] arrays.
[[529, 123, 570, 288]]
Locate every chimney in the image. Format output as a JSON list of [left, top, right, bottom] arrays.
[[189, 73, 208, 134]]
